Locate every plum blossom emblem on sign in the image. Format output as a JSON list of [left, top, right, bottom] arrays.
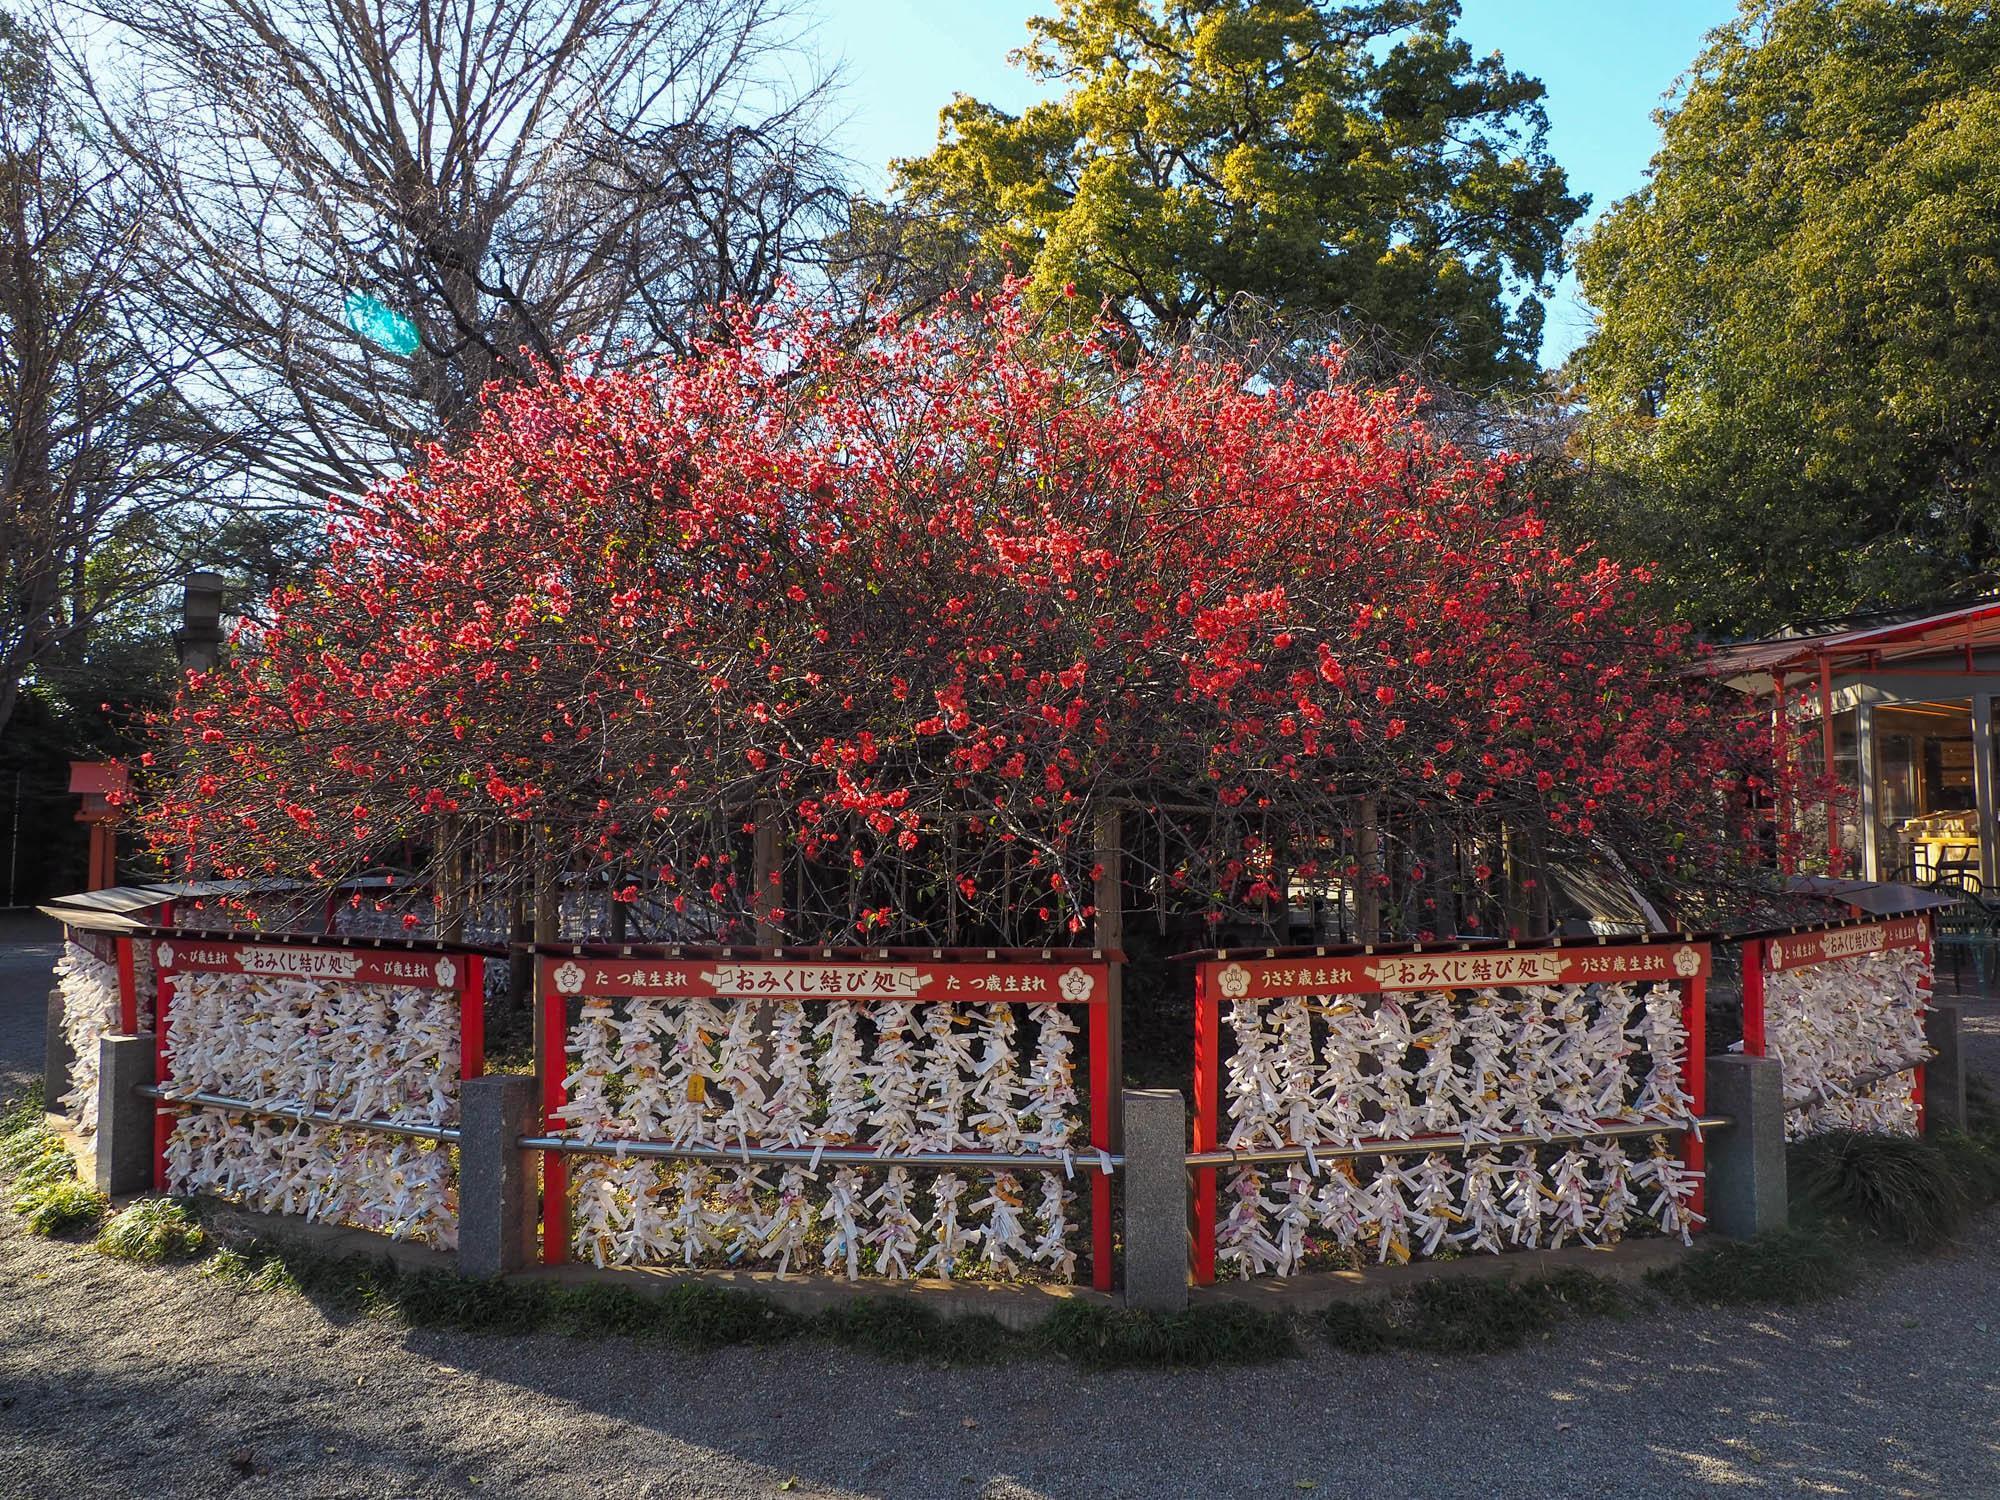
[[435, 957, 458, 988], [1672, 946, 1701, 978], [553, 961, 585, 996], [1057, 966, 1094, 1002], [1217, 962, 1251, 999]]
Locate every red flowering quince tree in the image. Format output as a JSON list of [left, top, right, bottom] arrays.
[[134, 287, 1777, 944]]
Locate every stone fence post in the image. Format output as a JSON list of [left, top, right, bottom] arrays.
[[1923, 1001, 1967, 1135], [94, 1033, 158, 1196], [457, 1074, 542, 1278], [1704, 1053, 1788, 1238], [44, 987, 72, 1115], [1120, 1087, 1189, 1312]]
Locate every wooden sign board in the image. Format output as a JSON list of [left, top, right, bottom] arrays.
[[1200, 942, 1709, 1001], [1766, 917, 1928, 973], [542, 955, 1110, 1004]]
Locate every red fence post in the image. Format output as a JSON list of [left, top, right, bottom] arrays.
[[538, 955, 569, 1265], [1681, 969, 1708, 1226], [152, 953, 172, 1192], [1087, 994, 1114, 1294], [1915, 914, 1934, 1132], [1739, 938, 1766, 1058], [115, 937, 138, 1035], [459, 954, 486, 1082], [1190, 966, 1219, 1286]]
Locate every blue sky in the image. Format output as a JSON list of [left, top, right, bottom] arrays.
[[806, 0, 1741, 365]]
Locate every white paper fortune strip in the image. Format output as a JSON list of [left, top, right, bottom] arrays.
[[55, 942, 123, 1133], [157, 970, 463, 1245], [1214, 976, 1705, 1275], [1226, 980, 1693, 1155], [555, 996, 1089, 1282], [1766, 946, 1929, 1138], [1213, 1136, 1701, 1276]]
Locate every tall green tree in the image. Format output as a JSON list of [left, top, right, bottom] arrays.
[[1570, 0, 2000, 634], [871, 0, 1583, 388]]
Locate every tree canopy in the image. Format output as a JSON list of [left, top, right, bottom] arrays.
[[136, 290, 1772, 943], [872, 0, 1583, 387], [1569, 0, 2000, 634]]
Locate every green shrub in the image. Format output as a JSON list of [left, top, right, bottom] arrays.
[[1648, 1229, 1857, 1306], [97, 1199, 210, 1263], [18, 1178, 109, 1236], [1790, 1130, 1969, 1250]]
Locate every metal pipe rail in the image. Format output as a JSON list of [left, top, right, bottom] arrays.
[[137, 1084, 460, 1144], [519, 1134, 1121, 1174], [1185, 1114, 1733, 1169]]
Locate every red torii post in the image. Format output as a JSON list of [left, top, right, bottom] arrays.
[[68, 761, 128, 890]]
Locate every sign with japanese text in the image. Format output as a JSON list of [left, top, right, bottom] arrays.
[[542, 954, 1108, 1005], [1202, 942, 1708, 1001], [66, 928, 117, 966], [1766, 917, 1928, 973], [153, 938, 465, 990]]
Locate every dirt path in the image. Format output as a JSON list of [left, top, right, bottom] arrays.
[[5, 922, 2000, 1499]]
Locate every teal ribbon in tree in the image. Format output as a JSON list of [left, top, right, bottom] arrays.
[[343, 292, 420, 356]]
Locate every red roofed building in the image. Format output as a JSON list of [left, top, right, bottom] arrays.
[[1709, 597, 2000, 888]]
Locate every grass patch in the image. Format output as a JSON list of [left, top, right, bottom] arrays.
[[175, 1226, 1297, 1367], [0, 1083, 105, 1237], [17, 1178, 109, 1236], [1932, 1130, 2000, 1207], [97, 1198, 210, 1263], [1037, 1300, 1296, 1369], [633, 1281, 808, 1348], [1402, 1270, 1627, 1355], [1790, 1130, 1969, 1250], [1322, 1299, 1396, 1354], [818, 1295, 1012, 1362], [1322, 1269, 1629, 1357], [0, 1081, 46, 1139], [202, 1245, 302, 1294], [6, 1137, 80, 1192], [1647, 1229, 1858, 1306], [1965, 1073, 2000, 1136]]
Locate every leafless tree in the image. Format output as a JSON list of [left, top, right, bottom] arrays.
[[0, 11, 225, 740], [65, 0, 847, 505]]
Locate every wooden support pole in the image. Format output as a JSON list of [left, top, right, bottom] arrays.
[[1355, 797, 1381, 943], [752, 800, 781, 945]]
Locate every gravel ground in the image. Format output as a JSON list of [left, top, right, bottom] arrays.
[[4, 916, 1999, 1499]]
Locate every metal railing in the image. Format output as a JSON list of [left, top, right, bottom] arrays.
[[138, 1084, 459, 1144], [1184, 1115, 1732, 1170], [519, 1133, 1120, 1174]]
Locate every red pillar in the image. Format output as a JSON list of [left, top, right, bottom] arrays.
[[1190, 967, 1219, 1286]]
